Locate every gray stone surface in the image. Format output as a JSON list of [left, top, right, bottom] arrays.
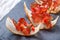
[[0, 0, 60, 40]]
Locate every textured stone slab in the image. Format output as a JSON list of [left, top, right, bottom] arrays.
[[0, 0, 60, 40]]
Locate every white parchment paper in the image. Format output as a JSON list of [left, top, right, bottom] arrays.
[[0, 0, 21, 21]]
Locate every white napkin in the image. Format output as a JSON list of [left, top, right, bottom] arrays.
[[0, 0, 21, 21]]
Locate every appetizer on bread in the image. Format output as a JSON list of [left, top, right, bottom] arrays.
[[6, 17, 43, 36], [24, 2, 59, 29], [35, 0, 60, 14]]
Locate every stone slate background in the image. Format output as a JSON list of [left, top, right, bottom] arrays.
[[0, 0, 60, 40]]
